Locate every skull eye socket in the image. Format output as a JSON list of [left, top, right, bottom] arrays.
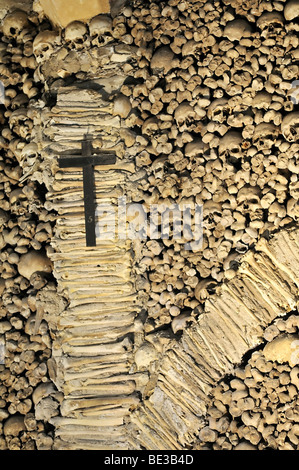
[[290, 126, 297, 136], [93, 35, 105, 44], [229, 259, 239, 269]]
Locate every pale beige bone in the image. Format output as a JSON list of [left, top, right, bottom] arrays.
[[218, 131, 243, 159], [207, 99, 231, 123], [257, 12, 284, 36], [89, 14, 112, 46], [113, 94, 132, 118], [174, 102, 197, 130], [2, 9, 29, 39], [253, 123, 280, 150], [281, 112, 299, 142], [284, 0, 299, 20], [64, 21, 88, 49], [33, 30, 61, 63], [150, 46, 175, 75], [17, 250, 53, 280], [263, 334, 299, 366], [223, 19, 252, 41]]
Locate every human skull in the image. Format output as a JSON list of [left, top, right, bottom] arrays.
[[219, 131, 243, 160], [181, 40, 201, 57], [185, 139, 209, 158], [257, 12, 285, 38], [152, 156, 168, 179], [284, 0, 299, 21], [2, 10, 29, 41], [252, 91, 272, 110], [0, 208, 9, 226], [207, 98, 231, 123], [18, 250, 52, 280], [150, 46, 175, 76], [171, 313, 194, 334], [134, 343, 158, 371], [64, 21, 88, 50], [237, 186, 262, 222], [203, 201, 223, 230], [281, 112, 299, 142], [194, 278, 218, 301], [142, 117, 160, 137], [252, 123, 280, 150], [9, 188, 28, 215], [33, 30, 61, 63], [19, 142, 39, 169], [290, 48, 299, 61], [9, 108, 32, 139], [203, 200, 222, 218], [223, 19, 252, 41], [89, 15, 113, 46], [113, 94, 132, 119], [174, 102, 197, 131], [237, 186, 261, 206]]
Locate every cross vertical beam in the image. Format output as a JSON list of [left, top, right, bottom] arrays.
[[82, 140, 96, 247], [58, 136, 117, 247]]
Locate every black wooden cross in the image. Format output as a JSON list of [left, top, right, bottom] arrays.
[[58, 135, 116, 247]]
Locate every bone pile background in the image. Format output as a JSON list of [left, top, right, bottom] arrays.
[[119, 0, 299, 333]]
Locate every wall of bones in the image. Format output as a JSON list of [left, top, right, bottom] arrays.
[[0, 0, 298, 450]]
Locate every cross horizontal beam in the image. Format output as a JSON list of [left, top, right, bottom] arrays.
[[59, 153, 117, 168]]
